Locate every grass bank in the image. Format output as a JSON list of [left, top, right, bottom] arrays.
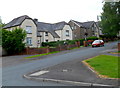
[[25, 51, 60, 59], [84, 55, 119, 78]]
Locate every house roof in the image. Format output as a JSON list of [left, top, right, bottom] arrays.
[[82, 21, 94, 29], [70, 20, 95, 29], [37, 21, 67, 38], [52, 21, 67, 31], [3, 15, 34, 29], [3, 15, 68, 38]]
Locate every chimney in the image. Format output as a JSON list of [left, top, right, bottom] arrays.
[[34, 18, 38, 22]]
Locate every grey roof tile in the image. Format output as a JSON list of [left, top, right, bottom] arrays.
[[82, 21, 94, 29], [3, 15, 32, 29], [37, 21, 67, 38], [3, 15, 68, 38], [71, 20, 95, 29]]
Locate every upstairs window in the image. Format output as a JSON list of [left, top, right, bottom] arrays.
[[66, 30, 69, 36], [45, 32, 48, 36], [71, 27, 74, 30], [26, 26, 32, 33], [71, 26, 76, 30]]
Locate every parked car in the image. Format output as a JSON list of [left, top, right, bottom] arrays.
[[92, 40, 104, 47]]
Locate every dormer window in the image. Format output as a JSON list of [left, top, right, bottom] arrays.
[[26, 26, 32, 33]]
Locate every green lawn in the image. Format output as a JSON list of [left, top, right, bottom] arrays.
[[25, 51, 60, 59], [85, 55, 119, 78]]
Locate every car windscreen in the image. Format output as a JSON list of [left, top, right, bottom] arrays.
[[92, 40, 100, 44]]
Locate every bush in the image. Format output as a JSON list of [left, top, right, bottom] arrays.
[[41, 36, 98, 47], [0, 29, 2, 45], [2, 28, 26, 55], [86, 36, 98, 40]]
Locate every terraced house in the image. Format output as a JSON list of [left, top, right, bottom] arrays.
[[69, 20, 100, 40], [3, 15, 73, 47]]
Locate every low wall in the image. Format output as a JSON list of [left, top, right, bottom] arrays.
[[18, 43, 79, 55], [0, 46, 7, 56]]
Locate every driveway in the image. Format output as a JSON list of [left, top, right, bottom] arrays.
[[2, 41, 118, 86]]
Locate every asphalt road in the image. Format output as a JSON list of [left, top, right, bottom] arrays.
[[1, 41, 118, 86]]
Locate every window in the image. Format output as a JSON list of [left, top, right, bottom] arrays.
[[71, 27, 74, 30], [74, 26, 77, 29], [38, 40, 40, 44], [26, 26, 32, 33], [66, 30, 69, 36], [45, 32, 48, 36], [26, 37, 32, 46], [72, 26, 76, 30], [46, 39, 48, 42]]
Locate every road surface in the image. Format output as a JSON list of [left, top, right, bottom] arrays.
[[1, 41, 118, 86]]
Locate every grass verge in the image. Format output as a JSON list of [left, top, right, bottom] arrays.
[[84, 55, 119, 78], [25, 51, 60, 59]]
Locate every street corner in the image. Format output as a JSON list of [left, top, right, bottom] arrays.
[[23, 59, 118, 87], [23, 69, 115, 87]]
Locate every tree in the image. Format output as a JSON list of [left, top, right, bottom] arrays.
[[0, 17, 5, 29], [100, 2, 120, 36], [2, 28, 26, 55]]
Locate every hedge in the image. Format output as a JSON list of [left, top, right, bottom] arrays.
[[41, 36, 98, 47]]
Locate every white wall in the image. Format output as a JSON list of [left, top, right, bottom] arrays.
[[20, 19, 38, 47], [55, 25, 72, 40]]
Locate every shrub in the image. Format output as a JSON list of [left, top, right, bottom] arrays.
[[87, 36, 98, 40], [2, 28, 26, 55], [41, 36, 99, 47]]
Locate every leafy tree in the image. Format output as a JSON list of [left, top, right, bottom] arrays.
[[100, 2, 120, 36], [2, 28, 26, 55], [0, 17, 5, 45], [0, 17, 5, 29]]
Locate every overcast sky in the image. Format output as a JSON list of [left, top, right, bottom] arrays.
[[0, 0, 103, 23]]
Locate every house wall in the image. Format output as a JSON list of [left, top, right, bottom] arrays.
[[42, 32, 56, 42], [55, 25, 72, 41], [69, 21, 82, 40], [90, 23, 100, 38], [69, 21, 101, 40], [94, 23, 100, 38], [62, 25, 72, 40], [48, 32, 55, 41], [55, 30, 62, 40], [80, 28, 86, 39], [20, 19, 38, 47]]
